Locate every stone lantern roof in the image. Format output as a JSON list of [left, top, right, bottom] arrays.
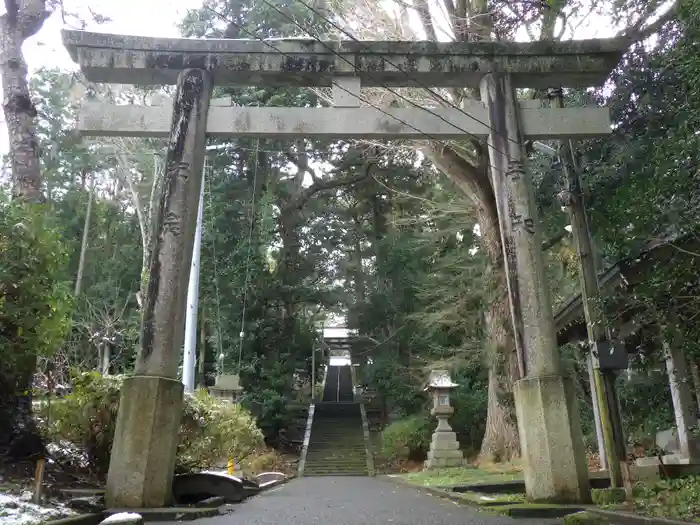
[[424, 370, 458, 391]]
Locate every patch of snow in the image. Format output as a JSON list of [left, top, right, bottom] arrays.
[[101, 512, 143, 524], [46, 440, 90, 468], [0, 493, 74, 525]]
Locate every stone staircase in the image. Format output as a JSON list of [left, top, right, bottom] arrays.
[[303, 365, 370, 476]]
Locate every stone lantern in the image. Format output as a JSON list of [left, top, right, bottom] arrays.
[[424, 370, 465, 469]]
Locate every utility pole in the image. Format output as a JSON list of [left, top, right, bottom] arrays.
[[550, 89, 630, 493], [311, 339, 316, 402], [182, 169, 206, 394]]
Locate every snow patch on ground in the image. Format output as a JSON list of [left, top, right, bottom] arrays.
[[101, 512, 142, 523], [0, 492, 75, 525], [46, 440, 90, 468]]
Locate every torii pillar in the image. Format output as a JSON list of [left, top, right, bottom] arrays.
[[481, 74, 589, 502], [62, 29, 626, 506], [105, 69, 213, 508]]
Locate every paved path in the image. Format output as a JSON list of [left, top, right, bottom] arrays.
[[172, 476, 562, 525]]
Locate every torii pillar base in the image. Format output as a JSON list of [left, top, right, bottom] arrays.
[[105, 376, 183, 508], [514, 375, 591, 503]]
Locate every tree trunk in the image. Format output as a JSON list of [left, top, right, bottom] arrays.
[[479, 217, 521, 461], [425, 144, 521, 460], [74, 175, 95, 296], [0, 0, 52, 460], [1, 4, 49, 202]]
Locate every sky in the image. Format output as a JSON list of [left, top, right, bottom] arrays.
[[0, 0, 200, 152], [23, 0, 199, 72]]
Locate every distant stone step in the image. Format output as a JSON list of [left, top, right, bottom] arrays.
[[305, 456, 367, 461], [306, 458, 367, 467], [307, 450, 366, 454], [305, 458, 367, 463], [303, 471, 368, 476], [311, 442, 364, 446], [308, 442, 367, 449]]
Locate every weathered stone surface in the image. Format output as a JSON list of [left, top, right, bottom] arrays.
[[656, 428, 680, 454], [105, 69, 213, 510], [105, 376, 183, 508], [78, 103, 613, 139], [481, 72, 561, 378], [514, 375, 590, 503], [135, 68, 213, 378], [663, 338, 700, 460], [61, 29, 626, 88], [425, 417, 465, 469]]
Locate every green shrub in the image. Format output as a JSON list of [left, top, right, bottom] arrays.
[[381, 415, 433, 460], [179, 388, 263, 472], [42, 371, 264, 478]]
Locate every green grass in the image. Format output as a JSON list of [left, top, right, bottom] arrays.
[[396, 465, 522, 488]]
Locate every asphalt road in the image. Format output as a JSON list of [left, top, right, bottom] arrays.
[[172, 476, 562, 525]]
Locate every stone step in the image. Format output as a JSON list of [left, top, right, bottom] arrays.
[[312, 436, 364, 440], [311, 430, 364, 435], [310, 446, 365, 450], [304, 470, 368, 474], [312, 420, 360, 424], [306, 456, 366, 460], [312, 424, 363, 428], [305, 458, 367, 463], [305, 464, 368, 469], [311, 432, 364, 436], [311, 428, 364, 432], [304, 466, 369, 471], [308, 442, 365, 447], [306, 451, 365, 456], [306, 451, 367, 456]]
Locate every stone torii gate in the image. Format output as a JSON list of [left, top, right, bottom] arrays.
[[62, 30, 626, 508]]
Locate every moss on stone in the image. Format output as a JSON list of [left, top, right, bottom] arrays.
[[562, 511, 610, 525], [486, 503, 584, 518], [591, 487, 627, 505]]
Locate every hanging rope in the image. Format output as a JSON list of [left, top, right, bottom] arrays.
[[205, 156, 226, 376], [237, 139, 261, 372]]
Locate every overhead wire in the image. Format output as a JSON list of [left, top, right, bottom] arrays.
[[237, 138, 261, 372], [204, 154, 226, 375], [205, 143, 264, 375], [202, 5, 516, 173], [271, 0, 524, 151]]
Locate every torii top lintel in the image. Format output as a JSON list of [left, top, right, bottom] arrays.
[[61, 30, 627, 89]]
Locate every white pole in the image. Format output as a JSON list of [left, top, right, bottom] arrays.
[[183, 174, 205, 393], [311, 340, 316, 402]]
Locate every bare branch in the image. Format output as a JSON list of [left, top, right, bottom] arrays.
[[618, 0, 679, 42], [285, 153, 376, 212]]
